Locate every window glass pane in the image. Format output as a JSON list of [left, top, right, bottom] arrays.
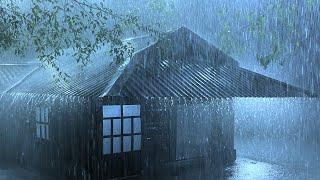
[[41, 124, 46, 139], [103, 105, 121, 118], [39, 124, 42, 138], [113, 119, 121, 135], [123, 105, 140, 117], [113, 137, 121, 153], [36, 123, 41, 138], [46, 125, 49, 140], [103, 138, 111, 155], [123, 136, 131, 152], [133, 118, 141, 133], [41, 108, 45, 123], [133, 135, 141, 151], [123, 118, 131, 134], [44, 108, 49, 123], [103, 120, 111, 136], [36, 108, 40, 123]]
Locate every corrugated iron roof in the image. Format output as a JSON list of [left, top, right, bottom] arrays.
[[4, 27, 315, 99], [7, 36, 156, 97], [7, 51, 121, 97], [116, 60, 311, 99], [0, 63, 38, 93]]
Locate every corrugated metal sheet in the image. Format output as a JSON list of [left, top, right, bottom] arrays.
[[0, 63, 38, 93], [7, 59, 311, 99], [7, 53, 120, 97], [119, 60, 312, 99], [6, 37, 156, 98], [4, 27, 315, 99]]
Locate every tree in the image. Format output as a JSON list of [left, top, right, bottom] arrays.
[[4, 0, 318, 77], [0, 0, 161, 80], [213, 0, 320, 69]]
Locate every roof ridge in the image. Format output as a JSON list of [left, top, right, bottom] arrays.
[[3, 66, 41, 94], [237, 66, 318, 97], [0, 62, 40, 66], [237, 67, 301, 89]]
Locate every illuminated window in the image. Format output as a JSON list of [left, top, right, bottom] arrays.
[[35, 107, 50, 140], [102, 105, 142, 155]]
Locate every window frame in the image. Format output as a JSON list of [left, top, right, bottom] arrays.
[[102, 105, 142, 155], [35, 107, 50, 140]]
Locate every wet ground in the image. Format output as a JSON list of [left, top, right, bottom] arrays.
[[165, 157, 319, 180], [0, 163, 54, 180], [1, 157, 319, 180], [235, 137, 320, 169], [225, 157, 320, 180]]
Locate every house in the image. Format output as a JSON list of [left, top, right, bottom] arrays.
[[0, 27, 316, 179], [0, 63, 39, 160]]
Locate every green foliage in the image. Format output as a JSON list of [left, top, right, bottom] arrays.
[[216, 5, 245, 57], [145, 0, 178, 30], [256, 45, 281, 69], [148, 0, 167, 12], [215, 0, 319, 68], [0, 0, 161, 81], [147, 0, 175, 14], [306, 0, 320, 7]]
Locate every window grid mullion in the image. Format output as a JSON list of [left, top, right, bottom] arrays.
[[36, 107, 50, 140], [102, 105, 141, 155]]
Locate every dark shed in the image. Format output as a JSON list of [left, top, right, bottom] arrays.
[[0, 63, 39, 160], [0, 27, 315, 179]]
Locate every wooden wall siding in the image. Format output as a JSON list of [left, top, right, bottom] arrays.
[[220, 99, 235, 153], [0, 93, 235, 179], [0, 93, 93, 179], [141, 102, 172, 175], [176, 102, 215, 161], [145, 103, 171, 160], [140, 98, 235, 174]]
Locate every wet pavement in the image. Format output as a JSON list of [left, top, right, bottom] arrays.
[[235, 137, 320, 179], [225, 157, 320, 180], [162, 157, 320, 180], [1, 157, 319, 179], [0, 163, 54, 180]]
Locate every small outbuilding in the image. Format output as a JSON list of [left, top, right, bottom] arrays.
[[0, 27, 315, 179]]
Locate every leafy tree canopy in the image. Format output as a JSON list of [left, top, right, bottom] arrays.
[[2, 0, 319, 78], [0, 0, 163, 80], [214, 0, 320, 69]]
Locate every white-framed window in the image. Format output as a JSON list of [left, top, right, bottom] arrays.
[[35, 107, 50, 140], [102, 105, 141, 155]]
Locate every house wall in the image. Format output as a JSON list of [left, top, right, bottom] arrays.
[[175, 99, 235, 163], [0, 94, 236, 179], [0, 93, 93, 179], [141, 98, 235, 176], [175, 102, 214, 160], [142, 100, 174, 175]]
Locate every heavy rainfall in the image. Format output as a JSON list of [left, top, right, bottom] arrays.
[[0, 0, 320, 179]]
